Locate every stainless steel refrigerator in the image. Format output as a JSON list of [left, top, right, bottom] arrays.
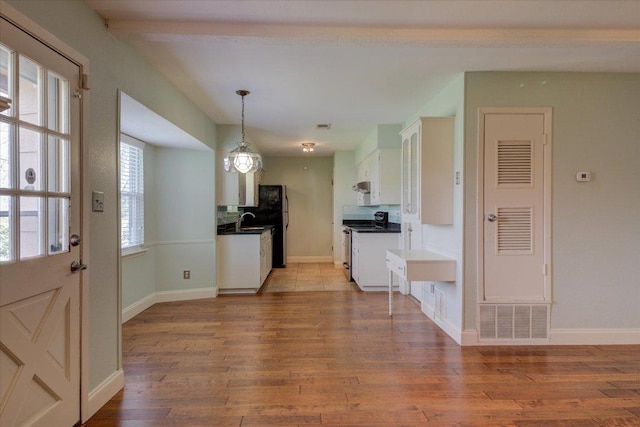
[[243, 185, 288, 268]]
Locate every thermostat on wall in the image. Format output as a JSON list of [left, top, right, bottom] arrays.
[[576, 171, 591, 182]]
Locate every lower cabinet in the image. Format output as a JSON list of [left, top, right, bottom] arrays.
[[260, 231, 272, 284], [351, 231, 401, 291], [217, 230, 272, 293]]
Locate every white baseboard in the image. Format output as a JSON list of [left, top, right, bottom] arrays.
[[287, 256, 333, 263], [420, 301, 462, 345], [461, 329, 480, 346], [86, 369, 124, 421], [458, 328, 640, 346], [154, 287, 217, 303], [122, 293, 156, 323], [122, 287, 217, 324], [550, 328, 640, 345]]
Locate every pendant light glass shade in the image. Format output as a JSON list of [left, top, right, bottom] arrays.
[[224, 90, 262, 174]]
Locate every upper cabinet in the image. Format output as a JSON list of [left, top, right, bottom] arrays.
[[369, 149, 401, 205], [356, 148, 400, 206], [217, 155, 260, 207], [216, 125, 261, 207], [400, 117, 454, 224]]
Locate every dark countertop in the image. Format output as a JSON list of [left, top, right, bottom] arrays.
[[217, 224, 275, 235], [343, 220, 401, 233]]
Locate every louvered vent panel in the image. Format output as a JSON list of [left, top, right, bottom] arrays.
[[531, 306, 549, 339], [497, 140, 533, 186], [497, 207, 533, 254], [479, 305, 497, 339], [479, 304, 549, 342], [514, 306, 532, 339], [497, 306, 514, 339]]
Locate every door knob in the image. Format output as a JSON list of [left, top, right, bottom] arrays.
[[70, 234, 82, 246], [487, 214, 498, 222], [70, 260, 88, 273]]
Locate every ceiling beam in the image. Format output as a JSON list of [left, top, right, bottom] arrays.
[[106, 20, 640, 48]]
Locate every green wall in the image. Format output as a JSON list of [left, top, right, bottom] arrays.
[[464, 72, 640, 331]]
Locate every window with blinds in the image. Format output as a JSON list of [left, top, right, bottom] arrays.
[[120, 136, 144, 252]]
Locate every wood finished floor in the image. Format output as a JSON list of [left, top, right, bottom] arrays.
[[83, 268, 640, 426], [261, 263, 359, 292]]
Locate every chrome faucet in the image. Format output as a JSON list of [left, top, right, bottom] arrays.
[[236, 212, 256, 231]]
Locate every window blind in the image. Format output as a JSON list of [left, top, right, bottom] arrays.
[[120, 137, 144, 250]]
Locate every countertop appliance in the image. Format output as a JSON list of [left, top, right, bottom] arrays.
[[243, 185, 288, 268]]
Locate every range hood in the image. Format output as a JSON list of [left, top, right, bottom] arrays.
[[352, 181, 371, 193]]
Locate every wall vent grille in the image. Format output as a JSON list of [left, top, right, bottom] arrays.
[[479, 304, 549, 341], [497, 140, 533, 186], [496, 207, 533, 253]]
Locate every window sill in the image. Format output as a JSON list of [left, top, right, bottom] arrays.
[[122, 247, 149, 260]]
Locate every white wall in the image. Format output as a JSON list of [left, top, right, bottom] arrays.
[[5, 0, 218, 395], [262, 156, 334, 261], [464, 72, 640, 336], [333, 151, 358, 264], [402, 74, 466, 340]]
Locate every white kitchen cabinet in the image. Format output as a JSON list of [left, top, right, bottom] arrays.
[[216, 154, 260, 206], [217, 229, 271, 293], [356, 148, 401, 206], [351, 231, 401, 291], [260, 230, 272, 284], [369, 149, 401, 205], [400, 117, 454, 224]]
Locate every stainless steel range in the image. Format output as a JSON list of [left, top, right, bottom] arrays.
[[341, 211, 390, 280], [342, 226, 351, 280]]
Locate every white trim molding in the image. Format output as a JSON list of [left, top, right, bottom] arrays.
[[421, 301, 463, 345], [86, 369, 124, 421], [122, 287, 218, 323], [288, 256, 333, 263], [550, 328, 640, 345], [460, 328, 640, 346]]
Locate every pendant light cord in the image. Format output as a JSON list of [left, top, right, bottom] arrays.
[[241, 93, 245, 142]]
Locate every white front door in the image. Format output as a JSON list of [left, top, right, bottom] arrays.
[[482, 111, 550, 302], [0, 17, 81, 427]]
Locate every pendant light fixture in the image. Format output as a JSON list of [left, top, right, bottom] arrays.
[[224, 90, 262, 174]]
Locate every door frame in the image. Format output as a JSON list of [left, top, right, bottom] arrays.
[[1, 1, 91, 422], [476, 107, 553, 304]]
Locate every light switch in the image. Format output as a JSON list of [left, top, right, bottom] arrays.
[[92, 191, 104, 212]]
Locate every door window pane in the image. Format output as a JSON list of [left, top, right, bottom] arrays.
[[0, 195, 13, 262], [19, 55, 41, 126], [0, 121, 12, 189], [19, 195, 43, 259], [47, 71, 69, 133], [0, 45, 12, 116], [48, 135, 69, 193], [19, 126, 42, 191], [19, 55, 42, 125], [48, 197, 69, 255]]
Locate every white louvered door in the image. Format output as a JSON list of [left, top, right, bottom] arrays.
[[483, 113, 546, 301]]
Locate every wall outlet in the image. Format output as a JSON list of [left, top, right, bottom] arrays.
[[183, 270, 190, 279]]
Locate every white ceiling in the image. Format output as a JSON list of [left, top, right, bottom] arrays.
[[87, 0, 640, 156]]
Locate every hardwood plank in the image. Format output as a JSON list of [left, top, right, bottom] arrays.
[[82, 285, 640, 426]]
